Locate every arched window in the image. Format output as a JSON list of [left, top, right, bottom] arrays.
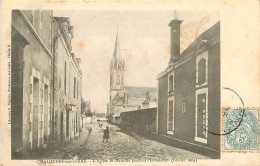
[[198, 58, 206, 85], [182, 102, 186, 113], [116, 75, 120, 84], [169, 75, 173, 92]]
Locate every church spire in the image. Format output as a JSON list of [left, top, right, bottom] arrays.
[[113, 27, 121, 61], [110, 27, 124, 92]]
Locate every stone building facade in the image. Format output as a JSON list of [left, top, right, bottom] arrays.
[[11, 10, 53, 158], [11, 11, 82, 159], [52, 17, 82, 145], [154, 16, 220, 158]]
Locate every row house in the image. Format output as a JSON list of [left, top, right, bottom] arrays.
[[154, 15, 220, 158], [52, 17, 82, 144], [11, 10, 82, 159]]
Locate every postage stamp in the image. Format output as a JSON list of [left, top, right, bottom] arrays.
[[223, 108, 259, 151]]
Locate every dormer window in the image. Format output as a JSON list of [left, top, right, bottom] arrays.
[[63, 22, 68, 34]]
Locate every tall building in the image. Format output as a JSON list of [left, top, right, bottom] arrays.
[[52, 17, 82, 144], [11, 10, 53, 158], [109, 30, 125, 118], [11, 11, 83, 159], [107, 31, 157, 124], [155, 14, 220, 158]]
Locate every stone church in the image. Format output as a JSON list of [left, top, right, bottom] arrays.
[[107, 31, 157, 124]]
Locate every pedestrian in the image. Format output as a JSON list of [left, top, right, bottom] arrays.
[[102, 126, 110, 142]]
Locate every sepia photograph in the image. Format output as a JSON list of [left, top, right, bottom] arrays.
[[11, 10, 220, 160], [1, 0, 259, 165]]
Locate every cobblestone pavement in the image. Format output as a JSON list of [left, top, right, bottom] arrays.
[[40, 128, 90, 159], [77, 121, 208, 160]]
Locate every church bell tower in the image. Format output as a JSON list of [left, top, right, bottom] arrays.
[[109, 29, 124, 101]]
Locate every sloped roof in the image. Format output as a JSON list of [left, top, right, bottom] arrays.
[[157, 21, 220, 79], [124, 86, 157, 99], [111, 92, 125, 105], [127, 98, 143, 107], [180, 21, 220, 58], [142, 92, 157, 104], [110, 86, 157, 107]]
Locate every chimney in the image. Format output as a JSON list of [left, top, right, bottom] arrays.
[[168, 11, 183, 63], [76, 58, 81, 64]]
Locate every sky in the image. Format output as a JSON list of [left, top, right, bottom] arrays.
[[54, 10, 219, 113]]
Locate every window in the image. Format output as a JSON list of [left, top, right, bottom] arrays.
[[76, 113, 78, 133], [195, 88, 208, 143], [182, 102, 186, 113], [196, 51, 208, 87], [169, 75, 173, 92], [32, 77, 39, 149], [198, 59, 206, 85], [64, 62, 66, 94], [66, 109, 69, 136], [43, 85, 48, 144], [63, 22, 68, 34], [74, 77, 76, 98], [77, 81, 79, 99], [116, 75, 120, 84], [167, 99, 174, 134]]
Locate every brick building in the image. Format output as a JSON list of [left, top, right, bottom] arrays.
[[52, 17, 82, 144], [11, 11, 82, 159], [154, 15, 220, 158], [11, 10, 53, 158]]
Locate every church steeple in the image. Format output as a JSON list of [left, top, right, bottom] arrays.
[[113, 28, 122, 61], [110, 29, 124, 92]]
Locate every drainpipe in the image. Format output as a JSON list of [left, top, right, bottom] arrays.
[[51, 17, 55, 142], [52, 26, 60, 142]]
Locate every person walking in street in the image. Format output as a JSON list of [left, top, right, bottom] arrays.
[[102, 126, 110, 142]]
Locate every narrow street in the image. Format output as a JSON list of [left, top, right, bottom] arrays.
[[80, 121, 207, 159], [43, 120, 208, 160]]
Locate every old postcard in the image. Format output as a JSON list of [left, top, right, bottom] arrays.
[[0, 0, 259, 165]]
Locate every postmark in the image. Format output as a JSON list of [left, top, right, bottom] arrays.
[[204, 87, 245, 136], [222, 108, 259, 152]]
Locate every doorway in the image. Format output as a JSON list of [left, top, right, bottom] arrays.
[[32, 78, 39, 150], [60, 111, 63, 144], [43, 84, 48, 144]]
